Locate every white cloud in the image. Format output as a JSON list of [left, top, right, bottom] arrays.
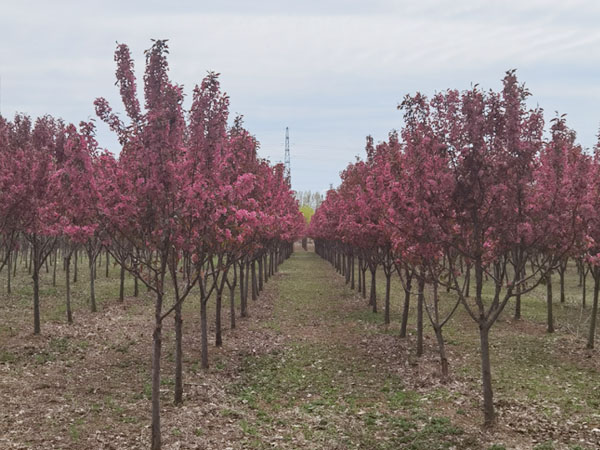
[[1, 1, 599, 192]]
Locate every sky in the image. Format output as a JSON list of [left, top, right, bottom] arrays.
[[1, 0, 599, 193]]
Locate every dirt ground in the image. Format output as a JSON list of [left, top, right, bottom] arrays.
[[1, 248, 599, 449]]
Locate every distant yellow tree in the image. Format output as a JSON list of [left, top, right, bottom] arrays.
[[300, 205, 314, 224]]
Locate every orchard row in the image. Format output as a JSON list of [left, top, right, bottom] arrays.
[[309, 70, 598, 428], [0, 41, 305, 449]]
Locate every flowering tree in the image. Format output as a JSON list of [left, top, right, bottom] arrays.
[[181, 71, 234, 370], [17, 115, 64, 335], [530, 116, 591, 333], [94, 40, 303, 449], [390, 93, 460, 377], [583, 141, 600, 349], [311, 70, 590, 427], [428, 75, 547, 426], [95, 40, 190, 450], [52, 122, 103, 321], [0, 116, 25, 280]]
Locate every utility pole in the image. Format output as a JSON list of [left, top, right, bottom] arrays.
[[284, 127, 291, 185]]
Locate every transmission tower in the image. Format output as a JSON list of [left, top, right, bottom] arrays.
[[284, 127, 291, 185]]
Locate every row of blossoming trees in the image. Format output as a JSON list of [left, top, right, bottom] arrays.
[[309, 71, 599, 427], [0, 41, 305, 449]]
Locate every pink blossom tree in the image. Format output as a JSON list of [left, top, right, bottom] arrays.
[[95, 41, 303, 449], [95, 40, 190, 449], [311, 70, 589, 427], [16, 115, 64, 335], [530, 116, 591, 333], [0, 116, 26, 284], [51, 122, 102, 322]]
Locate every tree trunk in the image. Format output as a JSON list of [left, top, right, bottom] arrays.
[[151, 292, 163, 450], [200, 298, 209, 369], [65, 255, 73, 324], [587, 274, 599, 349], [400, 274, 412, 338], [559, 264, 566, 304], [434, 326, 449, 381], [251, 260, 257, 301], [215, 289, 223, 346], [174, 300, 183, 405], [88, 251, 97, 313], [258, 256, 263, 292], [384, 269, 391, 325], [264, 254, 269, 283], [465, 264, 471, 298], [230, 283, 236, 329], [514, 267, 521, 320], [105, 251, 110, 278], [357, 258, 362, 293], [52, 250, 57, 287], [416, 276, 424, 357], [73, 250, 78, 283], [244, 260, 250, 311], [361, 266, 367, 299], [350, 255, 355, 290], [546, 272, 554, 333], [479, 324, 495, 427], [370, 268, 377, 312], [240, 262, 247, 318], [6, 251, 11, 294], [347, 254, 352, 284], [119, 264, 125, 302], [582, 269, 588, 309], [13, 248, 17, 277], [230, 266, 237, 329], [33, 244, 41, 335]]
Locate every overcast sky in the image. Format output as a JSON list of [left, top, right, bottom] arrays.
[[1, 1, 599, 193]]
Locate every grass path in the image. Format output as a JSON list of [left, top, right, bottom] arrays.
[[228, 250, 471, 449], [2, 248, 598, 448], [229, 250, 600, 449]]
